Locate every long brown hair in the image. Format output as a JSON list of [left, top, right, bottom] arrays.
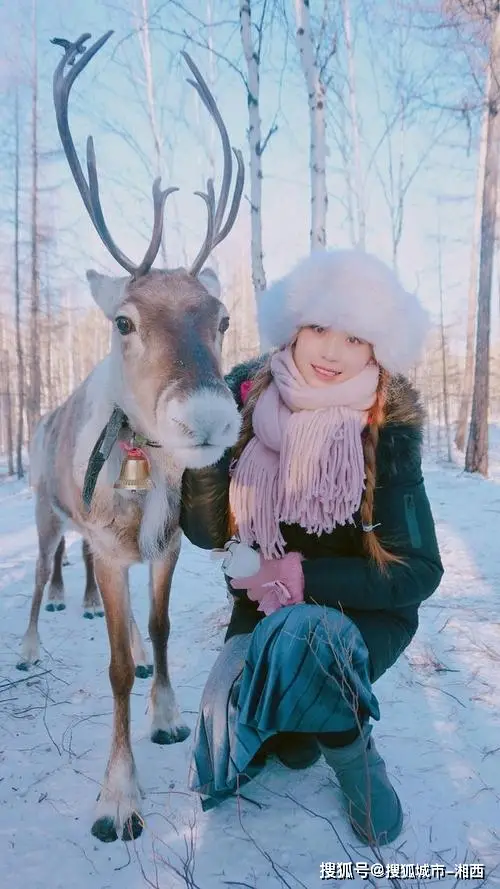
[[229, 354, 403, 571]]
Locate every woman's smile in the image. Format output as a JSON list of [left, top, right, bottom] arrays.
[[310, 363, 343, 381]]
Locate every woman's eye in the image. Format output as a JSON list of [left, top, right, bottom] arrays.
[[115, 316, 135, 336], [311, 325, 326, 334], [219, 316, 230, 334], [347, 335, 363, 344]]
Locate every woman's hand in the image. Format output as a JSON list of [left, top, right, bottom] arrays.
[[230, 552, 305, 615]]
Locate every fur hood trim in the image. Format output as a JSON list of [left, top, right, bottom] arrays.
[[257, 250, 429, 375]]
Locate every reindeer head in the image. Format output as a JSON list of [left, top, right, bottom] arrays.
[[52, 33, 244, 469]]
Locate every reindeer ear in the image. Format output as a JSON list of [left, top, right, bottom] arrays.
[[86, 270, 127, 320], [198, 267, 221, 300]]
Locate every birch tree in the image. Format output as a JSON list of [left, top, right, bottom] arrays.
[[465, 4, 500, 475], [455, 80, 488, 451], [341, 0, 366, 249], [28, 0, 41, 440], [0, 337, 14, 476], [13, 87, 24, 478], [155, 0, 278, 302], [239, 0, 271, 295], [295, 0, 328, 249], [436, 203, 453, 461]]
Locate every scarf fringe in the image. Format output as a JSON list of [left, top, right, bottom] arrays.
[[278, 407, 365, 536], [229, 349, 377, 560], [229, 437, 287, 560]]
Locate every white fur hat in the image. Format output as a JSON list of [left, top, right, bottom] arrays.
[[257, 249, 430, 375]]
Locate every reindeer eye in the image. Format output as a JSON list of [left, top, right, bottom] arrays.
[[115, 316, 135, 336], [219, 316, 229, 334]]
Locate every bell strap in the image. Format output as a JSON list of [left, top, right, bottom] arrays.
[[82, 407, 162, 512], [82, 407, 127, 512]]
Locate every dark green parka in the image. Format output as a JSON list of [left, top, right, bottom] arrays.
[[180, 358, 444, 683]]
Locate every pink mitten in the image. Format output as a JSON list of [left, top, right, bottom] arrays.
[[230, 552, 305, 615]]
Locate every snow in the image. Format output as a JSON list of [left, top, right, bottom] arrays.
[[0, 454, 499, 889]]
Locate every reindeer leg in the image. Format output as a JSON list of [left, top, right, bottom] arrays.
[[82, 539, 104, 619], [91, 557, 143, 843], [46, 537, 66, 611], [61, 538, 70, 566], [18, 488, 64, 670], [130, 606, 153, 679], [149, 529, 190, 745]]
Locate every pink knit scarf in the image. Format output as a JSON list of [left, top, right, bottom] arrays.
[[229, 347, 379, 559]]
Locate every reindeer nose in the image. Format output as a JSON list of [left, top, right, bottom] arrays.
[[172, 415, 234, 446], [172, 418, 212, 445]]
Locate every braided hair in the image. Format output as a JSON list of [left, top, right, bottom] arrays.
[[229, 354, 403, 571]]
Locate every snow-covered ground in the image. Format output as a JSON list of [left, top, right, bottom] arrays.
[[1, 452, 499, 889]]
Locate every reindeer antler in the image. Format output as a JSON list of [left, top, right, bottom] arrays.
[[181, 52, 245, 277], [51, 31, 178, 278]]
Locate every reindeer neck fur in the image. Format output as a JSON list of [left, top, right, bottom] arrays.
[[76, 356, 187, 563], [30, 356, 182, 567]]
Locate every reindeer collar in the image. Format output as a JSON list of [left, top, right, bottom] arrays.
[[82, 407, 161, 512]]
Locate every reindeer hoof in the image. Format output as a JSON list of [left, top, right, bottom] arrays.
[[91, 816, 118, 843], [83, 608, 105, 619], [16, 661, 30, 672], [151, 724, 191, 745], [122, 813, 143, 841], [135, 664, 154, 679], [91, 812, 143, 843]]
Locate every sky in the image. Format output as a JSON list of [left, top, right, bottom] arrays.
[[0, 0, 496, 349]]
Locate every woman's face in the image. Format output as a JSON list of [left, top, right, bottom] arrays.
[[292, 326, 374, 386]]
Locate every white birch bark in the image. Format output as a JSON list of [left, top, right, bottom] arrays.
[[465, 9, 500, 475], [239, 0, 267, 294], [295, 0, 327, 250], [436, 207, 452, 461], [14, 87, 25, 478], [341, 0, 365, 250], [28, 0, 41, 441], [455, 72, 489, 451]]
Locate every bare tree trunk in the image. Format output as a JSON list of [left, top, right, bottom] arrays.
[[14, 88, 25, 479], [295, 0, 328, 250], [28, 0, 41, 441], [1, 350, 15, 475], [44, 281, 53, 412], [64, 289, 75, 397], [239, 0, 267, 296], [437, 209, 452, 461], [465, 10, 500, 476], [341, 0, 365, 250], [455, 77, 489, 451]]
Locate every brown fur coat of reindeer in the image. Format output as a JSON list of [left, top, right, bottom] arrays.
[[19, 31, 243, 843]]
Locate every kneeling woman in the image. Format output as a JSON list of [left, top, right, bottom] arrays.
[[180, 249, 443, 847]]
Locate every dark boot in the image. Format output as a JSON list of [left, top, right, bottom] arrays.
[[319, 723, 403, 846], [274, 732, 322, 770]]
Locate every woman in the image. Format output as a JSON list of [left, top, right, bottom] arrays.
[[180, 249, 443, 847]]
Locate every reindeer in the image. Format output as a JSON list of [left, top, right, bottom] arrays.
[[18, 31, 243, 843]]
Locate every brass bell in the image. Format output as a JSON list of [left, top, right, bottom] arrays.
[[114, 446, 153, 492]]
